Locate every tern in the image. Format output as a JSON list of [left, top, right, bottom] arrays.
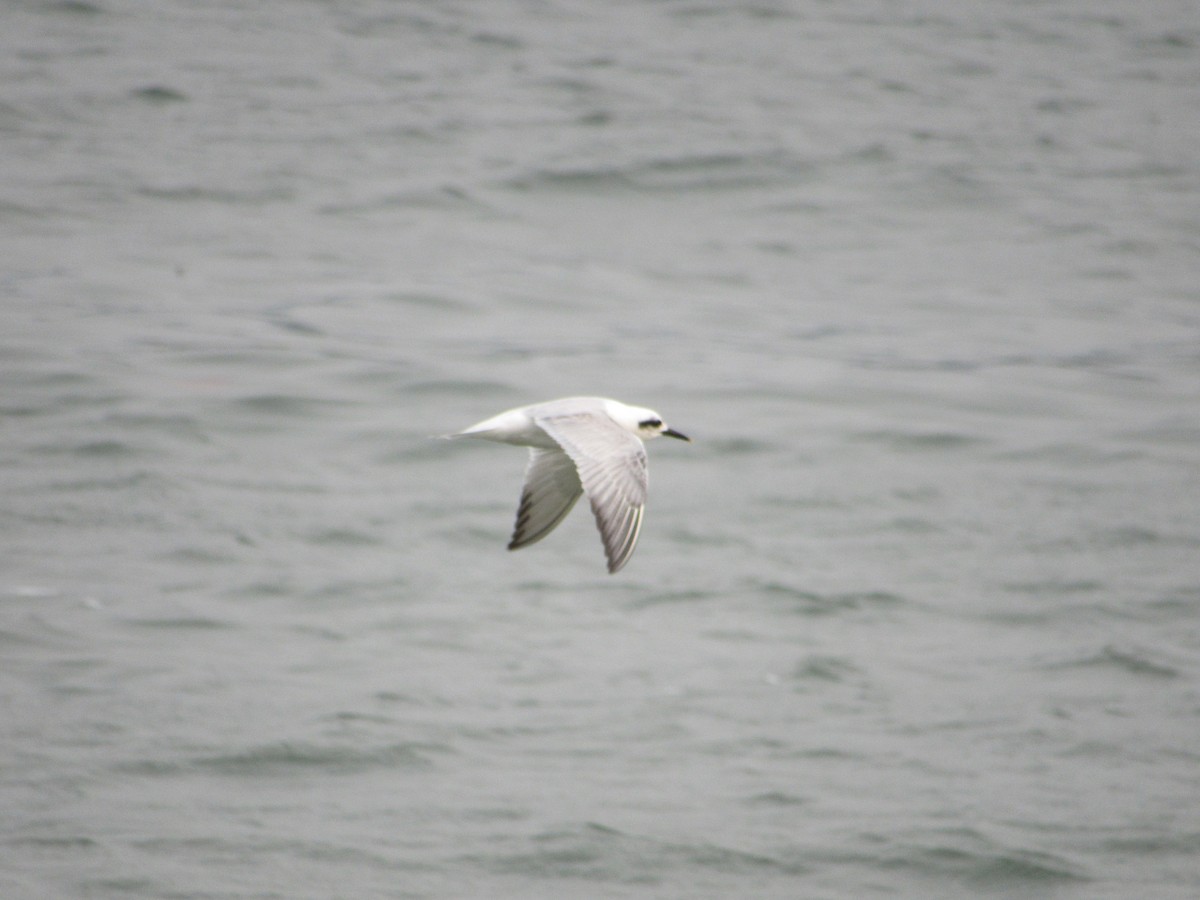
[[449, 396, 690, 573]]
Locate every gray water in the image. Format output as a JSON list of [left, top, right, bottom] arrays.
[[3, 1, 1200, 897]]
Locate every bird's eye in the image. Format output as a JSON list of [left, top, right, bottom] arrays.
[[640, 418, 662, 428]]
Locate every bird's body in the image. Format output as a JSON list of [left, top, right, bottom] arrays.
[[450, 396, 689, 573]]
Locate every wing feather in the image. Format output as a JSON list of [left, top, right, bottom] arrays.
[[536, 412, 649, 573], [507, 448, 583, 551]]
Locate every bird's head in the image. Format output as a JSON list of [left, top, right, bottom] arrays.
[[607, 401, 691, 442]]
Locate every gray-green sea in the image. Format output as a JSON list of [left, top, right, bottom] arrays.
[[3, 1, 1199, 897]]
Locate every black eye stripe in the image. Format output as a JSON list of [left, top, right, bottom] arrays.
[[639, 418, 662, 428]]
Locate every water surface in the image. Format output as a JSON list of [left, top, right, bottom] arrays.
[[3, 1, 1199, 897]]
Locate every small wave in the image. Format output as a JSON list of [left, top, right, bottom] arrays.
[[5, 834, 99, 850], [756, 580, 907, 616], [1101, 830, 1200, 856], [34, 438, 140, 459], [850, 429, 983, 451], [122, 616, 233, 631], [136, 184, 294, 205], [130, 85, 188, 104], [474, 821, 801, 883], [1092, 524, 1199, 549], [1001, 579, 1104, 596], [42, 470, 160, 494], [1046, 644, 1180, 679], [157, 545, 239, 566], [194, 740, 443, 776], [628, 588, 715, 610], [227, 393, 339, 417], [506, 149, 814, 194], [879, 830, 1088, 886], [745, 790, 807, 807], [701, 436, 776, 455], [914, 845, 1087, 885], [128, 832, 397, 870], [46, 0, 103, 14], [303, 527, 382, 548], [792, 654, 861, 684], [407, 378, 512, 396]]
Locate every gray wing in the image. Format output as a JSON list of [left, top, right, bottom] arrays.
[[508, 447, 584, 551], [536, 412, 648, 574]]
